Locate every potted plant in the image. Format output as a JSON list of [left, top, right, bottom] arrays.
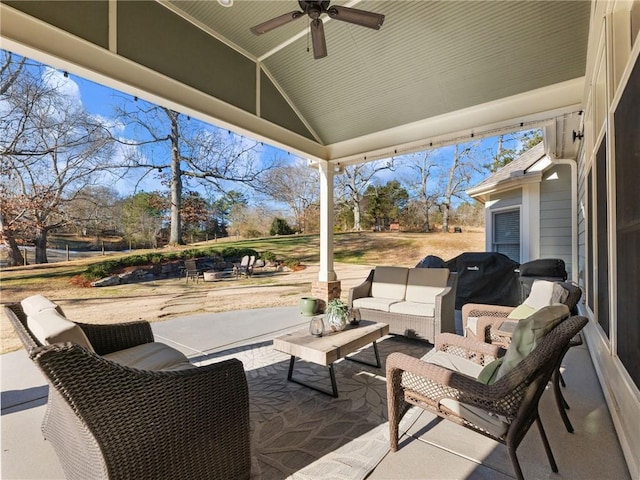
[[325, 298, 349, 332]]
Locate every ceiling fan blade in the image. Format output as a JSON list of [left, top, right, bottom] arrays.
[[310, 19, 328, 59], [327, 5, 385, 30], [250, 11, 304, 35]]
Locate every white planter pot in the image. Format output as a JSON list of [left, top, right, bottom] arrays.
[[327, 312, 347, 332]]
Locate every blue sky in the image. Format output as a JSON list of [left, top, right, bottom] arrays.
[[21, 56, 537, 207]]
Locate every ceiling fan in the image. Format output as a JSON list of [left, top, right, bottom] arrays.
[[250, 1, 385, 59]]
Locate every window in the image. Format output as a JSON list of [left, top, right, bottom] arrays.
[[614, 56, 640, 388], [587, 169, 594, 311], [595, 137, 609, 337], [493, 209, 520, 262]]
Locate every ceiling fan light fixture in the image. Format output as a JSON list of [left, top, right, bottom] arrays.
[[250, 1, 385, 59], [217, 0, 233, 7]]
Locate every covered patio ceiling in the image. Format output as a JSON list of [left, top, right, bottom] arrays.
[[1, 0, 591, 165]]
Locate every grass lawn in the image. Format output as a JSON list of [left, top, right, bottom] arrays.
[[1, 229, 484, 353]]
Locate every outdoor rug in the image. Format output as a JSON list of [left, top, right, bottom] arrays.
[[202, 335, 432, 480]]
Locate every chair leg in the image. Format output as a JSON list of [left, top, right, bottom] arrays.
[[536, 415, 558, 473], [507, 445, 525, 480], [559, 371, 567, 388], [553, 369, 574, 433]]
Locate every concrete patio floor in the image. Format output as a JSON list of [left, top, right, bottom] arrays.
[[1, 307, 630, 479]]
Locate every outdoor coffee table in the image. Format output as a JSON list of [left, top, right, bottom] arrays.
[[272, 320, 389, 397]]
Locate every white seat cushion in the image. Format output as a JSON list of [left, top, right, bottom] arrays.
[[352, 296, 399, 312], [104, 342, 194, 371], [27, 308, 94, 352], [405, 268, 449, 304], [439, 399, 508, 437], [410, 350, 508, 437], [388, 301, 435, 317], [371, 267, 409, 301]]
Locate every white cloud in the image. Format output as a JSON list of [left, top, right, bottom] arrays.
[[42, 68, 81, 104]]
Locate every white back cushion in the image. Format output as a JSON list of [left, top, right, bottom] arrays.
[[371, 267, 409, 300], [21, 294, 64, 316], [523, 280, 555, 310], [405, 268, 449, 303], [27, 308, 94, 352]]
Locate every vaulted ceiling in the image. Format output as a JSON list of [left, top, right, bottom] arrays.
[[1, 0, 591, 164]]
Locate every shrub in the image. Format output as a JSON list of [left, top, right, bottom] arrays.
[[270, 218, 295, 236], [283, 257, 300, 269], [221, 247, 240, 260], [203, 247, 222, 258], [182, 249, 201, 259], [245, 228, 263, 238], [261, 251, 277, 262], [84, 260, 123, 280]]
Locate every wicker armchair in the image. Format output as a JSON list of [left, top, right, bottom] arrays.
[[462, 281, 582, 345], [386, 314, 588, 480], [462, 281, 583, 433], [5, 303, 251, 480]]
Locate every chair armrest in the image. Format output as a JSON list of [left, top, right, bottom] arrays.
[[34, 344, 251, 479], [433, 273, 458, 334], [76, 320, 154, 355], [461, 303, 513, 336], [435, 333, 504, 364], [387, 352, 510, 406], [348, 269, 374, 307]]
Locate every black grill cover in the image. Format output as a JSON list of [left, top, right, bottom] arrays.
[[446, 252, 521, 309], [519, 258, 567, 280], [415, 255, 447, 268], [519, 258, 568, 299]]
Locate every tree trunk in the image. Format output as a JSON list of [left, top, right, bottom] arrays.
[[442, 144, 459, 233], [168, 111, 183, 245], [352, 203, 362, 231], [422, 207, 430, 232], [34, 229, 49, 263], [0, 214, 25, 266], [441, 203, 450, 233]]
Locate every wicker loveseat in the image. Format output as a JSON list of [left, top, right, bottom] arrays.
[[5, 295, 251, 480], [348, 267, 457, 343]]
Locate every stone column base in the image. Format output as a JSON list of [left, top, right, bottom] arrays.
[[311, 280, 341, 313]]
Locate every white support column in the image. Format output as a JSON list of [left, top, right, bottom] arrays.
[[318, 161, 337, 282]]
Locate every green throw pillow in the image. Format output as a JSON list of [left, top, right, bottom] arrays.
[[507, 303, 537, 320], [493, 304, 570, 382], [477, 357, 504, 384]]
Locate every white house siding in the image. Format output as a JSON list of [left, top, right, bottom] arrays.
[[539, 164, 572, 279], [488, 187, 522, 209]]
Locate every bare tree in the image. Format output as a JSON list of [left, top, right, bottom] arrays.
[[439, 142, 479, 232], [335, 160, 394, 231], [262, 162, 319, 233], [114, 99, 276, 245], [402, 150, 438, 232], [65, 186, 121, 237], [1, 53, 116, 263]]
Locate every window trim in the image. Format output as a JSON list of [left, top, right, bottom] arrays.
[[491, 206, 522, 263]]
